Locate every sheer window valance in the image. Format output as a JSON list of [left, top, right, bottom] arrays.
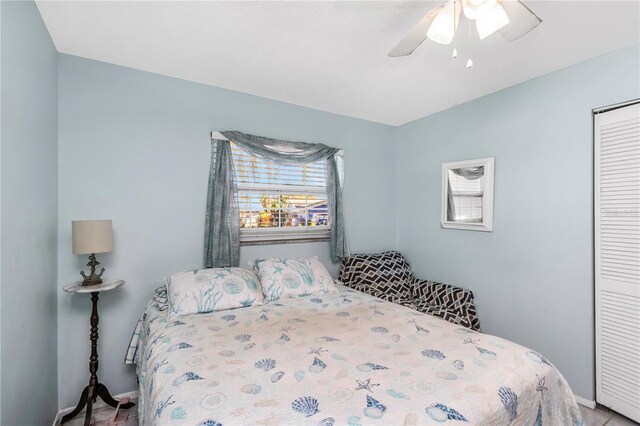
[[204, 131, 349, 268]]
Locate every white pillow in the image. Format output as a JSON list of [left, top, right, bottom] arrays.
[[251, 257, 338, 301], [167, 267, 264, 319]]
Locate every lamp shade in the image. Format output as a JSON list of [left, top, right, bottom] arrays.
[[72, 220, 113, 255]]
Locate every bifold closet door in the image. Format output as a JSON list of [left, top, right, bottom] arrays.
[[595, 102, 640, 422]]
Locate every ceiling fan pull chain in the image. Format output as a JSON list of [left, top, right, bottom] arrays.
[[453, 0, 460, 60], [466, 19, 474, 69]]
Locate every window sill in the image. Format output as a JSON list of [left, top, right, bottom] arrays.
[[240, 237, 330, 246], [239, 227, 331, 245]]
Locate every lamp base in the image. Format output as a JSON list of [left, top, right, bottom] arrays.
[[81, 276, 104, 286], [80, 253, 105, 286]]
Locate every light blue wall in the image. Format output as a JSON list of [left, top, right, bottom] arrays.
[[52, 27, 640, 409], [0, 1, 59, 424], [57, 54, 397, 408], [395, 44, 640, 401]]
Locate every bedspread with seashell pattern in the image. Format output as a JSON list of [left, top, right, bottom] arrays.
[[135, 285, 583, 425]]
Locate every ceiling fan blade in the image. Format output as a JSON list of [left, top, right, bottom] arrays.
[[498, 0, 541, 42], [388, 7, 441, 57]]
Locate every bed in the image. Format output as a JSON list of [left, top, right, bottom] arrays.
[[129, 284, 583, 425]]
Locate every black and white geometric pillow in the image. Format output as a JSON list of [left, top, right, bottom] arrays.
[[339, 251, 413, 301], [412, 278, 480, 331], [340, 252, 481, 330]]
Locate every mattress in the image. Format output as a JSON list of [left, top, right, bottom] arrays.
[[133, 284, 583, 425]]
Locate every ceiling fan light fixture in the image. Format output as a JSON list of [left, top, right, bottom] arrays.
[[462, 0, 497, 20], [388, 0, 542, 57], [476, 2, 510, 39], [426, 0, 461, 45]]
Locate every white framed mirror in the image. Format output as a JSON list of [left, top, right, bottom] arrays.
[[441, 157, 494, 232]]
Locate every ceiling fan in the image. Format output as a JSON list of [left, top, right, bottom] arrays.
[[388, 0, 542, 59]]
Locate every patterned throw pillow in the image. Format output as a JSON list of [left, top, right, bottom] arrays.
[[252, 257, 339, 301], [167, 267, 265, 319], [339, 251, 413, 301]]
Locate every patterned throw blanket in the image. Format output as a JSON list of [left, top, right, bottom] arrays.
[[130, 285, 583, 425]]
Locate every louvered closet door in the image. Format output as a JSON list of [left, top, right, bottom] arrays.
[[595, 102, 640, 422]]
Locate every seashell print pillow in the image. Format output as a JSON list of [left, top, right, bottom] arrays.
[[251, 257, 339, 301], [166, 267, 264, 319]]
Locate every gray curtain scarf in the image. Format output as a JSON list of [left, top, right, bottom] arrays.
[[204, 131, 349, 268], [446, 166, 484, 221], [204, 140, 240, 268]]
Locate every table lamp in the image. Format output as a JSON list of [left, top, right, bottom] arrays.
[[72, 220, 113, 286]]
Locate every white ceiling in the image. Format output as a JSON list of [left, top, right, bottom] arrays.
[[36, 1, 639, 126]]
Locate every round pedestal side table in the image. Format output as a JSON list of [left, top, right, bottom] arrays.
[[62, 280, 135, 426]]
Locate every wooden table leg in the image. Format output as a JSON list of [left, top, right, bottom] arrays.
[[84, 291, 100, 426], [60, 386, 89, 424], [61, 292, 134, 425], [95, 383, 135, 409], [84, 385, 95, 426]]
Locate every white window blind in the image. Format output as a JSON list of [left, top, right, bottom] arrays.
[[448, 170, 484, 222], [231, 143, 330, 244]]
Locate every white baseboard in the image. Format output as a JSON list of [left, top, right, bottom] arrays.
[[52, 390, 138, 426], [574, 394, 596, 409]]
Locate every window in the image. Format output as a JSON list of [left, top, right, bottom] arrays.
[[441, 157, 494, 232], [448, 169, 483, 222], [231, 143, 330, 243]]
